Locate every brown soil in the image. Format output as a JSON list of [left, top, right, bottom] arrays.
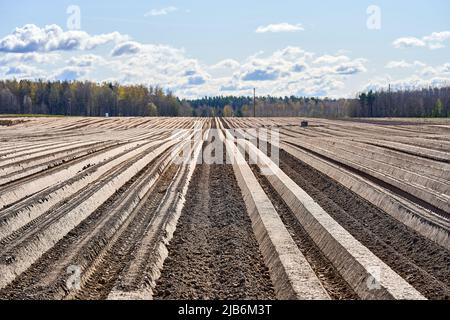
[[279, 149, 450, 300], [0, 154, 176, 300], [250, 165, 358, 300], [0, 120, 26, 127], [153, 162, 276, 300]]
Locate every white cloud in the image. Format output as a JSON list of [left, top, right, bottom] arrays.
[[104, 41, 367, 97], [333, 60, 367, 75], [210, 47, 367, 97], [219, 81, 253, 92], [364, 75, 450, 92], [210, 59, 240, 70], [256, 23, 304, 33], [242, 68, 280, 81], [421, 63, 450, 76], [111, 41, 142, 56], [313, 55, 350, 65], [0, 23, 371, 98], [53, 66, 87, 81], [392, 37, 426, 48], [385, 60, 411, 69], [292, 64, 307, 72], [0, 24, 129, 53], [423, 31, 450, 43], [273, 46, 313, 61], [393, 31, 450, 49], [187, 75, 206, 85], [107, 43, 367, 97], [105, 41, 210, 91], [442, 63, 450, 73], [144, 6, 178, 17], [420, 66, 438, 77], [385, 60, 426, 69], [0, 52, 61, 65], [428, 43, 445, 50], [413, 61, 427, 68], [3, 64, 45, 79], [68, 54, 104, 67]]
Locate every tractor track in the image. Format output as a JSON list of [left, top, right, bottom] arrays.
[[1, 117, 449, 300], [0, 144, 179, 299], [250, 164, 358, 300], [278, 149, 450, 299], [154, 140, 276, 300], [0, 141, 162, 251], [71, 164, 180, 300]]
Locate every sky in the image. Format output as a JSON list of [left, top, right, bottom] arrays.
[[0, 0, 449, 98]]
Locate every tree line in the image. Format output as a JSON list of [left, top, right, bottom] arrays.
[[1, 80, 449, 118], [356, 87, 450, 118], [0, 80, 190, 117]]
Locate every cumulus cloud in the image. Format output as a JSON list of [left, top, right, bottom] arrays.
[[111, 41, 142, 56], [364, 75, 450, 92], [385, 60, 426, 69], [0, 52, 61, 65], [0, 43, 368, 98], [237, 47, 310, 81], [187, 75, 206, 85], [393, 31, 450, 49], [0, 23, 370, 98], [385, 60, 408, 69], [256, 23, 304, 33], [242, 69, 280, 81], [6, 65, 36, 75], [442, 63, 450, 73], [101, 41, 368, 98], [3, 64, 44, 78], [393, 37, 426, 48], [420, 66, 438, 77], [209, 47, 367, 97], [0, 24, 129, 53], [144, 6, 178, 17], [53, 66, 87, 81], [292, 64, 306, 72], [68, 54, 104, 67], [103, 41, 211, 92], [220, 82, 253, 92], [184, 70, 196, 76], [333, 60, 367, 75], [313, 55, 350, 65], [421, 63, 450, 76], [382, 60, 450, 80], [423, 31, 450, 43], [210, 59, 240, 70]]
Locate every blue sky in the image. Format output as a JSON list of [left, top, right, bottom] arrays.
[[0, 0, 449, 98]]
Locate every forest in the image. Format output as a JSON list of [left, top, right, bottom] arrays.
[[0, 79, 449, 118]]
